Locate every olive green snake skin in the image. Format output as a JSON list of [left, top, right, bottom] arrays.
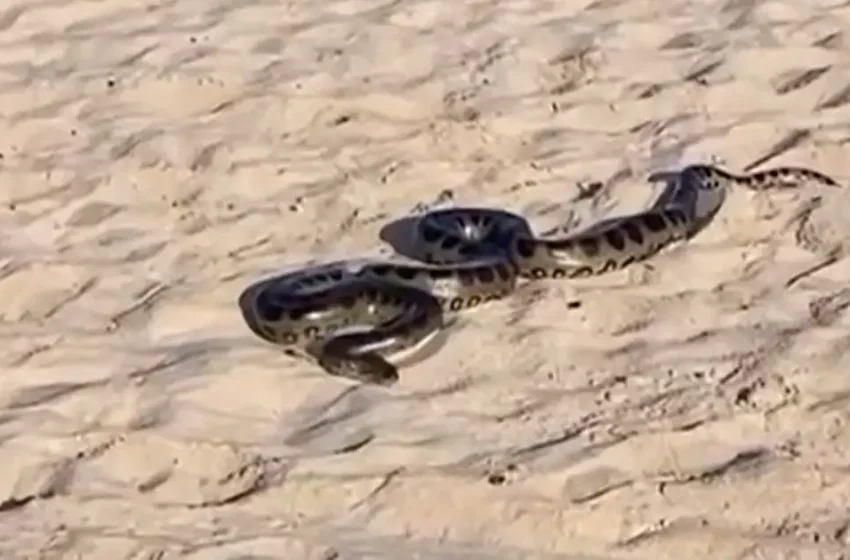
[[237, 164, 839, 385]]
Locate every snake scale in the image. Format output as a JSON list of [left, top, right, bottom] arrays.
[[238, 164, 839, 385]]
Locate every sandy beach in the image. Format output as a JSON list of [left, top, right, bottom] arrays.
[[2, 0, 850, 557]]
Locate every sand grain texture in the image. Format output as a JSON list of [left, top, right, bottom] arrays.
[[3, 0, 850, 557]]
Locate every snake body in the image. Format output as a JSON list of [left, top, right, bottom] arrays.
[[238, 164, 839, 384]]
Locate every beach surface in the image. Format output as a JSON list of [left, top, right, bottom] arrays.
[[2, 0, 850, 557]]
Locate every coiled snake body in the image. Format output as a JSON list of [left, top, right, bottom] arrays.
[[238, 164, 838, 384]]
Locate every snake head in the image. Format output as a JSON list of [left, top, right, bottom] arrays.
[[317, 353, 400, 386]]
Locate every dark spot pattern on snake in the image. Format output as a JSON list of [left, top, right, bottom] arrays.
[[476, 266, 495, 283], [421, 223, 443, 243], [578, 236, 600, 257], [514, 238, 536, 259], [604, 229, 625, 251], [641, 213, 667, 232], [441, 235, 462, 251], [666, 208, 687, 226], [569, 266, 594, 278], [395, 266, 418, 281], [598, 259, 619, 274], [495, 263, 513, 281]]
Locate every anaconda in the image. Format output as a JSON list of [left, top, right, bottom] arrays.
[[240, 163, 839, 385]]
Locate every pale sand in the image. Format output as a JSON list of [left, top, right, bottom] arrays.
[[2, 0, 850, 558]]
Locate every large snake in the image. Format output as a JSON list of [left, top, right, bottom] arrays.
[[237, 164, 839, 385]]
